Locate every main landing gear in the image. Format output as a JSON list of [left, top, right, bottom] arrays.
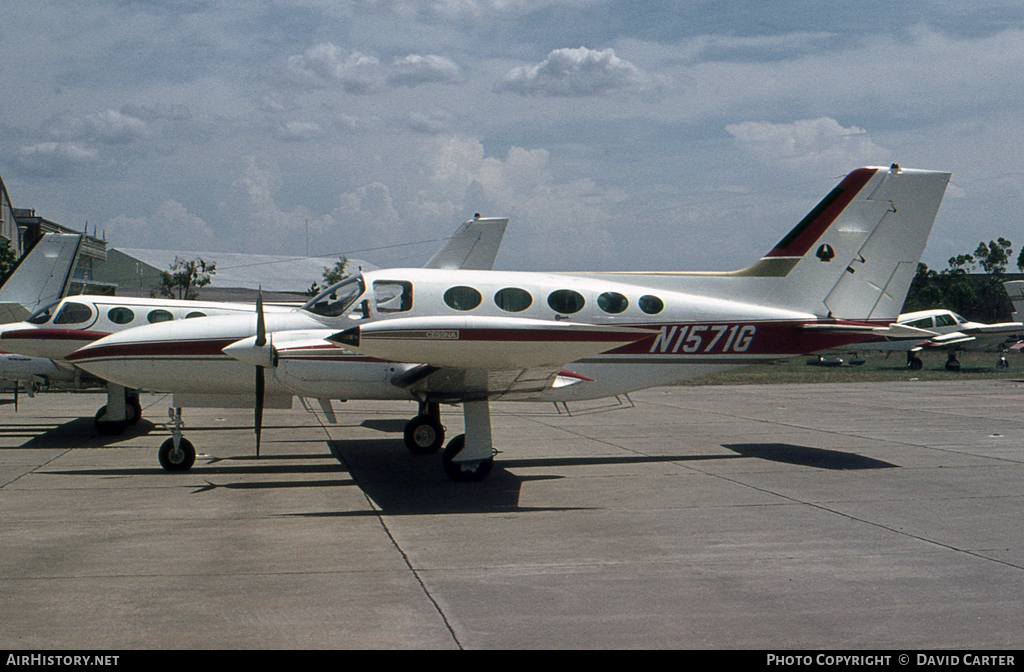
[[907, 351, 923, 370], [403, 400, 496, 482], [94, 384, 143, 435]]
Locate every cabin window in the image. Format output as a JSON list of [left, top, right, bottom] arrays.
[[304, 276, 365, 318], [906, 316, 934, 329], [444, 286, 482, 311], [547, 289, 585, 314], [185, 311, 207, 319], [374, 280, 413, 313], [934, 313, 957, 327], [638, 295, 664, 315], [53, 302, 94, 325], [494, 287, 532, 313], [597, 292, 628, 314], [107, 307, 135, 324], [147, 309, 174, 323]]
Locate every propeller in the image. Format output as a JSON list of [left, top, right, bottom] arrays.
[[253, 289, 273, 458]]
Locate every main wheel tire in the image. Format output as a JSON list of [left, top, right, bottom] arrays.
[[158, 438, 196, 472], [93, 405, 128, 436], [404, 415, 445, 455], [127, 398, 142, 425], [441, 434, 493, 482], [945, 359, 961, 372], [908, 357, 923, 370]]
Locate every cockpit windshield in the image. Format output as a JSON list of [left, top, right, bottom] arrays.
[[26, 300, 60, 325], [302, 275, 365, 318]]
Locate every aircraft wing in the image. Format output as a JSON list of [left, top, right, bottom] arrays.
[[327, 315, 651, 401], [423, 216, 508, 270], [957, 321, 1024, 336]]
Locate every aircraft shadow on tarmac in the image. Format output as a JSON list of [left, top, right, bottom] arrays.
[[722, 443, 896, 470], [11, 417, 159, 448]]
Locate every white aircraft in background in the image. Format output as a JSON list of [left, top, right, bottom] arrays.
[[0, 233, 88, 402], [67, 165, 950, 480], [876, 308, 1023, 370], [1, 216, 508, 435]]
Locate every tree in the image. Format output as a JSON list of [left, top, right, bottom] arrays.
[[0, 240, 18, 281], [903, 239, 1015, 322], [158, 256, 216, 300], [304, 256, 350, 297]]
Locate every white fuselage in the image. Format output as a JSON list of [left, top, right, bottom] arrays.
[[67, 268, 887, 405]]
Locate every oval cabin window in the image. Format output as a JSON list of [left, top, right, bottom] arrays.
[[547, 289, 585, 314], [444, 286, 482, 311], [494, 287, 532, 312]]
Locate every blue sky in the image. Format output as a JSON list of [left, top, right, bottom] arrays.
[[2, 1, 1023, 274]]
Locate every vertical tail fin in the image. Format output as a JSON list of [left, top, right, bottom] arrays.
[[424, 215, 508, 271], [1004, 280, 1024, 322], [745, 165, 950, 320], [0, 233, 83, 323]]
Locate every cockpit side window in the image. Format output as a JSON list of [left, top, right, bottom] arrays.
[[934, 314, 957, 327], [906, 316, 934, 329], [303, 276, 366, 318], [53, 302, 94, 325], [373, 280, 413, 313], [27, 301, 60, 325]]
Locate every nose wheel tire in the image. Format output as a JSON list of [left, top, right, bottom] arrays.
[[404, 415, 445, 454], [441, 434, 493, 482], [158, 438, 196, 472]]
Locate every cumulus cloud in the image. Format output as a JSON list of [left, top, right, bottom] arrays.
[[103, 199, 216, 250], [725, 117, 889, 169], [283, 43, 464, 93], [387, 54, 463, 87], [496, 47, 661, 97], [47, 109, 149, 145], [16, 142, 99, 176], [286, 44, 382, 93], [274, 120, 326, 142]]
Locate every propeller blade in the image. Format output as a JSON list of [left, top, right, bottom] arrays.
[[255, 365, 264, 459], [255, 287, 266, 347]]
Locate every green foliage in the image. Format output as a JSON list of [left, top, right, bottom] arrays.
[[158, 256, 216, 300], [903, 238, 1015, 322], [304, 256, 349, 297], [0, 240, 18, 281]]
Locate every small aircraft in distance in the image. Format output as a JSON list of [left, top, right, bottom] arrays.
[[876, 308, 1023, 370], [68, 164, 951, 480], [1, 215, 508, 435]]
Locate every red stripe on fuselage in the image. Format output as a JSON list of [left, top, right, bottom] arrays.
[[66, 338, 240, 362]]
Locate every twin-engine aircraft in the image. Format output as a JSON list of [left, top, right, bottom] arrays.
[[66, 165, 951, 480], [1, 216, 508, 434]]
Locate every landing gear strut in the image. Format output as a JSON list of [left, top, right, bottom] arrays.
[[158, 407, 195, 472], [442, 400, 495, 482], [94, 384, 143, 435], [403, 401, 445, 454]]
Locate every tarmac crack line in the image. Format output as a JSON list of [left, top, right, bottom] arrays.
[[308, 406, 465, 650]]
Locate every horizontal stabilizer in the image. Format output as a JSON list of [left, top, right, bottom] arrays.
[[800, 321, 937, 339]]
